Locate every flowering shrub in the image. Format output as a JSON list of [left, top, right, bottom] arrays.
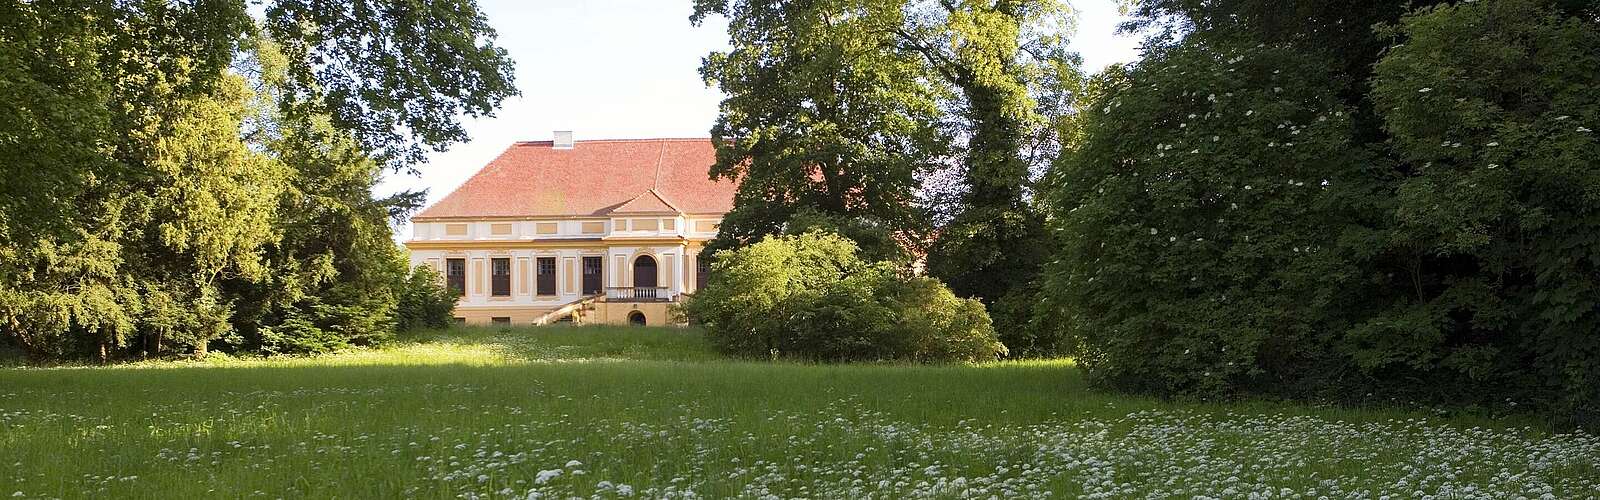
[[1042, 0, 1600, 427], [681, 232, 1005, 362]]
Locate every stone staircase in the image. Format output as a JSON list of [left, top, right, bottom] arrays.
[[531, 294, 603, 325]]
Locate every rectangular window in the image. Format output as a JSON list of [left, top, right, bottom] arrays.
[[536, 257, 557, 296], [581, 221, 605, 234], [446, 258, 466, 296], [536, 222, 559, 235], [445, 223, 469, 236], [632, 218, 658, 231], [490, 223, 513, 235], [582, 256, 603, 295], [491, 317, 510, 324], [453, 317, 466, 325], [697, 257, 711, 290], [491, 258, 511, 297]]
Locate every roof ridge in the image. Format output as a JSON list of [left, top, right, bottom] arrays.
[[514, 137, 710, 145], [607, 188, 684, 215], [652, 142, 666, 190], [647, 188, 684, 213]]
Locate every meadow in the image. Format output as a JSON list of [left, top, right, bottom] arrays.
[[1, 326, 1596, 499]]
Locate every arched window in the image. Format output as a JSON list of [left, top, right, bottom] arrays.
[[633, 255, 658, 289], [627, 311, 647, 326]]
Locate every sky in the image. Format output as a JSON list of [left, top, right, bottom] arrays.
[[379, 0, 1143, 237]]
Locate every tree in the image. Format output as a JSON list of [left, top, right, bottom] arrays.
[[0, 0, 515, 361], [907, 1, 1075, 333], [692, 0, 950, 262], [693, 1, 1080, 347]]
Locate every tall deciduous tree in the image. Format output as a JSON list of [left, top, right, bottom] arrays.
[[694, 1, 1079, 349], [692, 0, 950, 262], [910, 1, 1076, 346], [0, 0, 509, 360]]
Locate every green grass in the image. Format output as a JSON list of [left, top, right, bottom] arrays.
[[1, 326, 1595, 498]]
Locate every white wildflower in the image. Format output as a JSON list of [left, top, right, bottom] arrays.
[[535, 469, 562, 484]]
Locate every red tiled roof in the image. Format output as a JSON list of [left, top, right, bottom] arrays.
[[610, 189, 683, 214], [414, 138, 736, 220]]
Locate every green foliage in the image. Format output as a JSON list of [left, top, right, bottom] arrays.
[[263, 0, 518, 169], [1044, 37, 1376, 396], [694, 1, 1079, 308], [1045, 0, 1600, 427], [912, 1, 1075, 333], [693, 0, 948, 258], [682, 232, 1004, 363], [1365, 0, 1600, 426], [396, 265, 458, 332], [0, 0, 514, 362], [779, 208, 910, 264]]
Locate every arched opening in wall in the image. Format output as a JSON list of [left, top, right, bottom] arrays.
[[633, 255, 658, 297], [633, 255, 658, 288], [627, 311, 647, 326]]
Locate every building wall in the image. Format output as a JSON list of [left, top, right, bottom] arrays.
[[593, 301, 677, 327], [404, 218, 719, 326], [410, 215, 721, 243]]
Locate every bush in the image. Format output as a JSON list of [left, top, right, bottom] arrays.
[[1043, 0, 1600, 427], [1043, 38, 1373, 398], [681, 231, 1004, 363], [1364, 0, 1600, 426], [396, 265, 457, 332]]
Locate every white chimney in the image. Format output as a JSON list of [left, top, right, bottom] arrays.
[[553, 130, 574, 149]]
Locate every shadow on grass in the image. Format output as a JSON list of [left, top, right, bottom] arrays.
[[0, 325, 1549, 432], [396, 324, 723, 363]]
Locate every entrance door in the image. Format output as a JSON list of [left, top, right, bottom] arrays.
[[582, 256, 603, 295], [633, 255, 658, 289]]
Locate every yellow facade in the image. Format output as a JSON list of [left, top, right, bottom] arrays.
[[404, 216, 716, 327]]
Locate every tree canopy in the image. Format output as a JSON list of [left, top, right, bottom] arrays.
[[0, 0, 511, 360], [1041, 0, 1600, 427], [694, 0, 1079, 351]]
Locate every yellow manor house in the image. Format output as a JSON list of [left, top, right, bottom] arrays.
[[405, 133, 736, 326]]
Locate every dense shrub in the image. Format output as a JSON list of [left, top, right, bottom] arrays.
[[681, 232, 1005, 363], [1365, 0, 1600, 425], [1044, 39, 1373, 397], [396, 265, 458, 332], [1044, 0, 1600, 427]]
